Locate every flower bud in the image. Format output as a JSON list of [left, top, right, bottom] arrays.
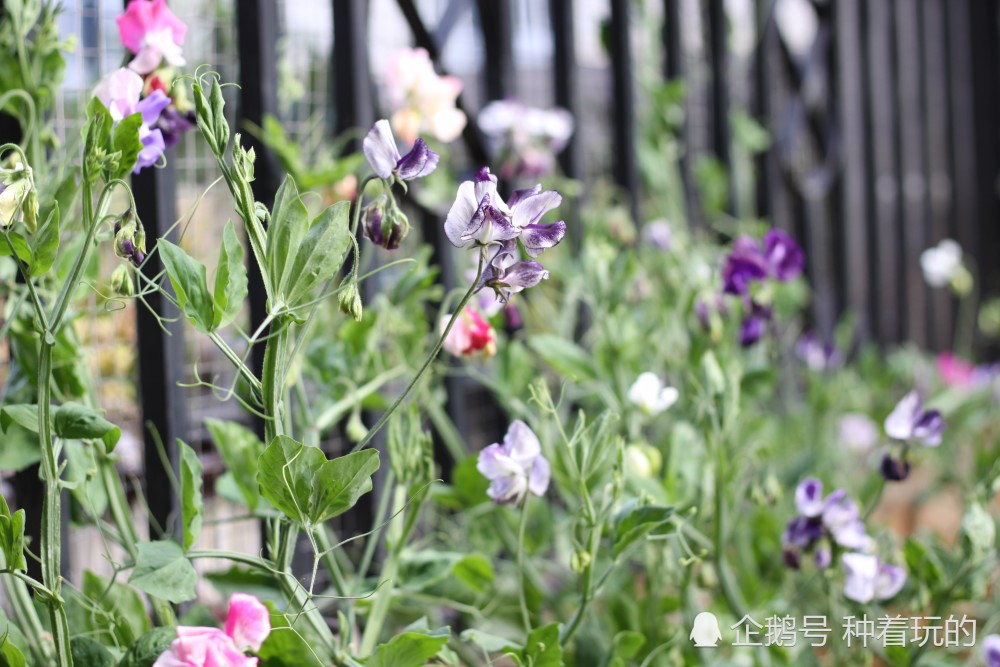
[[950, 266, 973, 297], [570, 549, 591, 574], [338, 281, 363, 321], [879, 453, 910, 482], [346, 410, 368, 443], [979, 298, 1000, 338], [113, 210, 146, 265], [362, 196, 409, 250], [0, 164, 34, 229], [110, 265, 134, 297], [624, 443, 663, 479]]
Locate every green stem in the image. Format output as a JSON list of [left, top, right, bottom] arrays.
[[559, 517, 603, 645], [516, 498, 532, 634], [2, 577, 50, 665], [358, 483, 409, 656], [350, 248, 487, 454], [261, 321, 288, 444]]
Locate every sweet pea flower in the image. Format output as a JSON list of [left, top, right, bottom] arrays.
[[363, 119, 439, 182], [984, 635, 1000, 667], [795, 332, 844, 372], [884, 391, 945, 446], [627, 372, 679, 416], [841, 553, 907, 603], [837, 413, 879, 453], [445, 167, 566, 253], [763, 229, 805, 282], [94, 68, 171, 172], [441, 307, 496, 358], [920, 239, 962, 288], [936, 352, 1000, 390], [478, 240, 551, 302], [478, 99, 574, 179], [739, 302, 772, 347], [117, 0, 187, 75], [154, 593, 270, 667], [384, 47, 466, 145], [722, 236, 770, 296], [477, 420, 550, 505], [783, 479, 873, 570]]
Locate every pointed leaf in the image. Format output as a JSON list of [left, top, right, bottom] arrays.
[[206, 418, 264, 511], [284, 201, 351, 307], [267, 177, 309, 306], [212, 220, 247, 329], [366, 629, 450, 667], [179, 441, 203, 550], [0, 405, 39, 434], [612, 502, 674, 559], [111, 112, 144, 179], [157, 240, 215, 332], [29, 203, 59, 277], [53, 402, 120, 450]]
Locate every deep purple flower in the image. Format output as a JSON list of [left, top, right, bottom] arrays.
[[739, 302, 772, 347], [363, 119, 439, 181], [155, 106, 195, 147], [444, 167, 565, 254], [884, 391, 945, 446], [722, 236, 769, 296], [984, 635, 1000, 667], [782, 479, 873, 570], [841, 553, 906, 603], [477, 420, 550, 505], [763, 229, 805, 282], [879, 454, 911, 482], [362, 195, 408, 250]]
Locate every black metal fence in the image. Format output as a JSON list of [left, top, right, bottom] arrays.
[[3, 0, 999, 579]]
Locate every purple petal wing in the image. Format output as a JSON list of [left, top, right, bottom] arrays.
[[520, 221, 567, 257], [795, 478, 825, 518], [135, 89, 171, 126], [528, 454, 550, 497], [507, 185, 542, 208], [874, 562, 907, 600], [395, 138, 439, 180]]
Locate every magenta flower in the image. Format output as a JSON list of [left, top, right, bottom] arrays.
[[841, 553, 906, 603], [363, 119, 439, 182], [441, 307, 496, 358], [117, 0, 187, 75], [477, 420, 550, 505], [153, 593, 270, 667], [94, 68, 171, 172]]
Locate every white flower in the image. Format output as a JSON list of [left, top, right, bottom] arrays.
[[920, 239, 962, 288], [841, 553, 906, 603], [476, 420, 550, 505], [627, 372, 679, 416]]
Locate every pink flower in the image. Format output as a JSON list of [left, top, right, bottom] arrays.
[[384, 48, 466, 145], [441, 307, 496, 358], [117, 0, 188, 75], [154, 594, 271, 667]]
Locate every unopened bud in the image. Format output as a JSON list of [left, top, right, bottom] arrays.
[[570, 549, 591, 574], [338, 281, 363, 321], [110, 265, 134, 297], [346, 410, 368, 443], [362, 195, 409, 250], [113, 210, 146, 265]]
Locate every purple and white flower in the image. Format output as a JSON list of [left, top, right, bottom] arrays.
[[841, 553, 907, 603], [722, 230, 804, 296], [94, 68, 171, 172], [444, 167, 565, 253], [796, 332, 844, 372], [783, 479, 873, 569], [478, 240, 551, 302], [477, 420, 550, 505], [884, 391, 945, 446], [984, 635, 1000, 667], [478, 99, 574, 179], [362, 119, 439, 182]]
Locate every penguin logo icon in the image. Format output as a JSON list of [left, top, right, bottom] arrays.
[[690, 612, 722, 647]]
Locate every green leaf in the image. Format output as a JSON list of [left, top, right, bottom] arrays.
[[612, 502, 674, 559], [366, 629, 450, 667], [0, 635, 26, 667], [0, 497, 27, 572], [205, 418, 264, 511], [904, 539, 943, 589], [129, 540, 198, 603], [78, 571, 150, 646], [256, 603, 327, 667], [69, 636, 114, 667], [157, 240, 215, 332], [0, 233, 31, 264], [212, 220, 247, 329], [179, 441, 203, 550], [257, 436, 379, 526], [209, 79, 230, 151], [0, 404, 38, 434], [28, 203, 58, 277], [528, 335, 597, 382], [267, 176, 310, 306], [400, 551, 494, 594], [510, 623, 563, 667], [0, 429, 40, 471], [64, 441, 108, 519], [284, 201, 351, 307], [116, 627, 176, 667], [604, 631, 645, 667], [52, 402, 120, 450], [459, 629, 519, 653], [110, 111, 144, 180], [205, 567, 283, 607]]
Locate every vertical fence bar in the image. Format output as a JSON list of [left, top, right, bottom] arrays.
[[707, 0, 734, 214], [866, 0, 902, 343], [894, 0, 929, 347], [919, 0, 954, 350], [946, 1, 978, 266], [834, 0, 871, 339], [133, 158, 186, 537], [609, 0, 639, 222], [549, 0, 583, 252], [969, 0, 1000, 296], [130, 0, 185, 537], [752, 0, 771, 222], [477, 0, 513, 101], [333, 0, 374, 143], [664, 0, 697, 226]]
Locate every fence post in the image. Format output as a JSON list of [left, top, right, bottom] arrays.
[[477, 0, 513, 101], [609, 0, 639, 222], [707, 0, 734, 214], [550, 0, 583, 250]]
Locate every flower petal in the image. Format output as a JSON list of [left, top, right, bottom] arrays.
[[842, 552, 878, 603], [225, 592, 271, 652], [520, 221, 567, 257], [444, 180, 481, 247], [874, 562, 907, 601], [912, 409, 944, 446], [527, 454, 550, 497], [795, 478, 825, 518], [884, 391, 921, 440], [477, 443, 522, 481], [503, 420, 541, 466], [136, 89, 171, 125], [395, 138, 439, 180], [363, 120, 402, 179], [511, 189, 562, 229]]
